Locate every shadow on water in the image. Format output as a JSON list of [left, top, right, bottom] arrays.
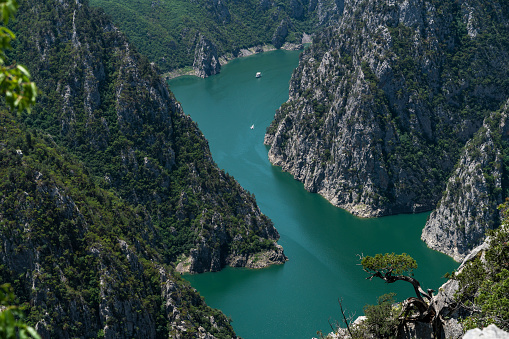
[[169, 50, 458, 339]]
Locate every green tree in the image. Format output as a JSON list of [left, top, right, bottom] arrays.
[[361, 253, 433, 301], [0, 0, 37, 112], [0, 284, 40, 339], [360, 253, 438, 336], [363, 293, 399, 339]]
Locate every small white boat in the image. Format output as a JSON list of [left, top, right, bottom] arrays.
[[255, 72, 262, 78], [250, 124, 254, 129]]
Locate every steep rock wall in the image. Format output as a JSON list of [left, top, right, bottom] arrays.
[[193, 34, 221, 77], [422, 110, 509, 261], [14, 0, 286, 275], [0, 118, 237, 338], [265, 0, 509, 220]]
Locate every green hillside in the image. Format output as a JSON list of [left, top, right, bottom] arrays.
[[0, 113, 236, 337], [0, 0, 288, 335], [88, 0, 342, 72]]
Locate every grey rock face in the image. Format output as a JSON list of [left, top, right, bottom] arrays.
[[421, 112, 508, 261], [429, 238, 494, 338], [265, 0, 509, 228], [272, 20, 290, 48], [464, 325, 509, 339], [8, 0, 287, 336], [193, 35, 221, 78]]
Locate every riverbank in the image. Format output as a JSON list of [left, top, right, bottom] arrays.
[[162, 42, 306, 81]]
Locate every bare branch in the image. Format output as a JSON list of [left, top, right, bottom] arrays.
[[338, 298, 353, 337]]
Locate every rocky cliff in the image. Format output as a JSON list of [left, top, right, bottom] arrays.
[[421, 109, 509, 261], [0, 116, 237, 338], [265, 0, 509, 256], [0, 0, 290, 336], [14, 0, 286, 274], [193, 34, 221, 77]]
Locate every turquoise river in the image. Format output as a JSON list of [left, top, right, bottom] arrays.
[[168, 50, 457, 339]]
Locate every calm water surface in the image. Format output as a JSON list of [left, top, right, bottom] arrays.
[[168, 50, 457, 339]]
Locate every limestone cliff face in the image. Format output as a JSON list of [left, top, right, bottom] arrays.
[[421, 111, 509, 261], [193, 34, 221, 78], [272, 20, 290, 49], [265, 0, 509, 223], [16, 0, 285, 275]]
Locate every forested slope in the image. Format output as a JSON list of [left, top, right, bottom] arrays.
[[0, 0, 289, 336], [87, 0, 344, 73], [0, 115, 236, 337], [265, 0, 509, 260]]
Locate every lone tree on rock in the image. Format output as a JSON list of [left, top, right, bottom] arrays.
[[361, 253, 433, 302], [360, 253, 439, 331]]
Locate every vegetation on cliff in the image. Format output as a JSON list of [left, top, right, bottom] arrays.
[[266, 0, 509, 215], [11, 0, 284, 273], [0, 112, 237, 337], [452, 202, 509, 332], [87, 0, 343, 73], [0, 0, 288, 336], [265, 0, 509, 259]]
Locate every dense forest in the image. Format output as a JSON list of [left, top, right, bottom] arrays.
[[0, 0, 288, 336], [87, 0, 343, 72]]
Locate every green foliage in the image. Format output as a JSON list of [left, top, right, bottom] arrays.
[[0, 284, 40, 339], [453, 201, 509, 331], [9, 0, 277, 268], [0, 112, 237, 337], [87, 0, 338, 72], [363, 293, 398, 339], [0, 0, 37, 112], [0, 0, 280, 335], [361, 253, 417, 277]]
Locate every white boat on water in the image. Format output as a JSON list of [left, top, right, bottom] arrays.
[[250, 124, 254, 129], [255, 72, 262, 78]]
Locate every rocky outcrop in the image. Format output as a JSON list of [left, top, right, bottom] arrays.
[[272, 20, 290, 48], [193, 34, 221, 78], [430, 238, 493, 338], [464, 325, 509, 339], [177, 244, 287, 273], [265, 0, 509, 224], [422, 111, 508, 261], [0, 122, 238, 338]]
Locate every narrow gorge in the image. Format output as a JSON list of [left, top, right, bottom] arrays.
[[265, 0, 509, 261]]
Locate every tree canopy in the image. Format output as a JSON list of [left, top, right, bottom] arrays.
[[361, 252, 417, 277], [360, 252, 434, 302], [0, 0, 36, 112]]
